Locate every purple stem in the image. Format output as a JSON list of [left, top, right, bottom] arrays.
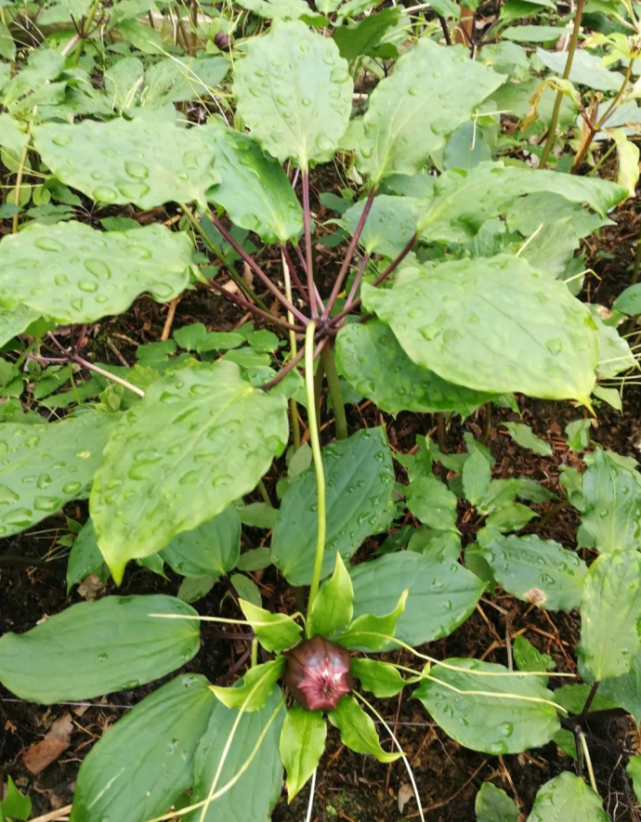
[[260, 337, 327, 391], [76, 323, 88, 351], [281, 245, 311, 307], [301, 172, 318, 319], [292, 244, 324, 313], [345, 253, 371, 308], [210, 214, 309, 326], [323, 187, 377, 321], [26, 353, 68, 364], [208, 278, 304, 333]]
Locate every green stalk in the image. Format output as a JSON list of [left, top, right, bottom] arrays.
[[538, 0, 586, 169], [305, 321, 327, 628], [71, 0, 103, 63], [321, 344, 348, 440]]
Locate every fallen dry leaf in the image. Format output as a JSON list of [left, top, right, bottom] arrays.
[[398, 782, 415, 813], [23, 713, 74, 775]]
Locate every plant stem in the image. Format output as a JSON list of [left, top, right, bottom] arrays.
[[305, 321, 327, 627], [538, 0, 586, 169], [12, 137, 30, 234], [74, 356, 146, 397], [579, 731, 598, 792], [71, 0, 102, 63], [301, 171, 318, 319], [321, 345, 348, 440], [481, 401, 492, 445], [281, 248, 302, 451], [257, 479, 271, 507], [579, 680, 600, 719], [208, 277, 302, 333], [281, 244, 311, 307], [250, 636, 258, 667]]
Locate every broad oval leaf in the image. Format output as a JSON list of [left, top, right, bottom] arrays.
[[470, 534, 587, 611], [349, 552, 484, 649], [187, 687, 285, 822], [271, 427, 394, 585], [34, 119, 219, 208], [414, 658, 560, 754], [336, 321, 494, 415], [341, 195, 417, 258], [475, 782, 519, 822], [0, 411, 117, 539], [0, 221, 194, 324], [70, 674, 216, 822], [355, 40, 504, 183], [280, 703, 327, 802], [579, 549, 641, 681], [527, 772, 608, 822], [161, 505, 241, 579], [363, 255, 598, 401], [233, 21, 353, 170], [205, 123, 304, 244], [91, 361, 288, 583], [0, 595, 200, 703]]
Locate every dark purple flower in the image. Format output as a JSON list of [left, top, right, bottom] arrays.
[[214, 31, 231, 49], [285, 635, 353, 711]]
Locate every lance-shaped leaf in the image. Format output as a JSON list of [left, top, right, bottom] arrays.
[[415, 162, 626, 243], [463, 450, 492, 506], [503, 423, 553, 457], [0, 303, 41, 347], [355, 40, 504, 183], [161, 505, 241, 579], [280, 704, 327, 802], [210, 658, 286, 712], [233, 21, 353, 170], [341, 195, 417, 258], [328, 695, 401, 763], [188, 688, 285, 822], [0, 221, 194, 324], [0, 411, 117, 539], [69, 675, 216, 822], [91, 361, 288, 583], [337, 590, 408, 651], [350, 552, 484, 650], [579, 550, 641, 681], [240, 599, 302, 652], [527, 772, 609, 822], [351, 658, 406, 697], [475, 782, 519, 822], [336, 321, 494, 416], [34, 119, 219, 208], [470, 534, 587, 611], [363, 256, 598, 401], [271, 427, 394, 585], [0, 595, 200, 703], [205, 124, 304, 244], [414, 659, 560, 754], [309, 553, 354, 638]]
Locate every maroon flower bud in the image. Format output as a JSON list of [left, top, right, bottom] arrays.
[[214, 31, 230, 50], [285, 635, 353, 711]]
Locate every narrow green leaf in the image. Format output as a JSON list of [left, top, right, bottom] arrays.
[[596, 651, 641, 723], [337, 590, 407, 650], [0, 221, 193, 324], [210, 658, 286, 712], [526, 772, 608, 821], [503, 423, 553, 456], [328, 696, 401, 762], [463, 450, 492, 506], [351, 658, 406, 697], [91, 361, 288, 583], [161, 506, 241, 578], [69, 675, 216, 822], [279, 704, 327, 801], [485, 502, 537, 533], [579, 550, 641, 681], [239, 599, 302, 652], [475, 782, 519, 822], [0, 777, 31, 822], [415, 658, 560, 754], [309, 553, 354, 638], [0, 595, 200, 703], [233, 21, 353, 170], [66, 518, 108, 592]]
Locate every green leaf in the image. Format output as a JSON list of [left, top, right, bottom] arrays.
[[238, 502, 278, 529], [565, 419, 592, 451], [332, 8, 401, 60], [351, 658, 406, 697], [463, 450, 492, 506], [414, 658, 560, 754], [610, 127, 640, 198], [309, 553, 354, 638], [233, 21, 353, 170], [503, 24, 566, 42], [444, 121, 492, 171], [579, 449, 641, 552], [205, 124, 303, 244], [503, 423, 553, 456], [237, 547, 272, 572], [485, 502, 537, 533], [0, 595, 200, 703], [0, 777, 31, 822], [239, 599, 302, 652], [597, 651, 641, 723], [341, 195, 417, 258], [91, 361, 288, 583], [0, 20, 15, 61], [552, 684, 617, 716], [178, 576, 216, 603], [537, 46, 622, 92], [235, 0, 322, 20], [328, 695, 401, 763], [406, 476, 458, 531], [355, 40, 504, 183], [210, 658, 286, 712], [470, 534, 587, 610], [143, 55, 230, 105], [336, 321, 494, 416], [66, 518, 109, 592], [614, 283, 641, 315], [475, 782, 519, 822], [161, 506, 241, 578], [69, 674, 216, 822], [189, 687, 285, 822], [0, 411, 117, 539], [271, 427, 394, 585], [627, 756, 641, 804], [513, 636, 555, 674], [0, 221, 193, 324], [279, 704, 327, 802], [526, 772, 608, 821], [337, 590, 407, 650], [350, 552, 484, 649], [363, 255, 598, 401], [590, 306, 635, 378], [34, 119, 219, 208], [579, 550, 641, 681], [230, 573, 262, 606]]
